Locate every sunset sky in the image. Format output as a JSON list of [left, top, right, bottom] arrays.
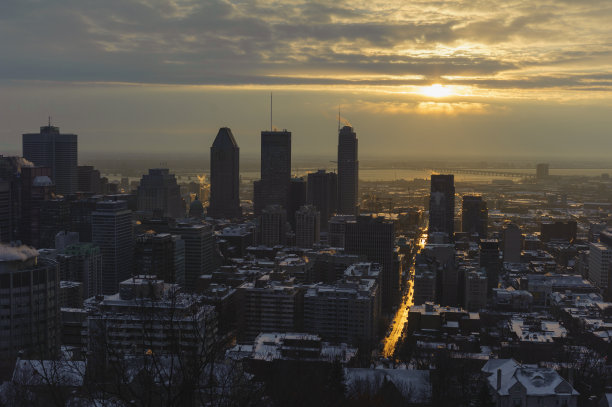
[[1, 0, 612, 160]]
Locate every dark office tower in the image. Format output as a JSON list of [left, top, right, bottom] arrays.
[[295, 205, 320, 248], [170, 222, 213, 290], [260, 204, 287, 247], [480, 239, 501, 294], [462, 195, 488, 239], [288, 177, 307, 230], [337, 125, 359, 216], [135, 232, 185, 285], [136, 168, 184, 219], [307, 170, 338, 232], [345, 215, 398, 310], [428, 174, 455, 240], [20, 166, 54, 247], [254, 130, 291, 216], [502, 223, 522, 263], [209, 127, 241, 219], [70, 197, 102, 242], [40, 198, 70, 248], [77, 165, 102, 194], [0, 246, 59, 363], [92, 201, 133, 294], [22, 124, 77, 195]]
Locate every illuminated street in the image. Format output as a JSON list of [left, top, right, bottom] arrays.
[[381, 229, 425, 358], [382, 278, 414, 358]]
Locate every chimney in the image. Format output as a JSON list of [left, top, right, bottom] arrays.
[[497, 369, 502, 391]]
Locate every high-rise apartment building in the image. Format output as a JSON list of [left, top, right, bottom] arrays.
[[209, 127, 241, 219], [428, 174, 455, 240], [134, 232, 185, 286], [254, 130, 291, 216], [0, 245, 60, 363], [307, 170, 337, 232], [589, 228, 612, 300], [22, 124, 77, 195], [461, 195, 487, 238], [57, 243, 103, 298], [92, 201, 133, 294], [337, 126, 358, 215], [136, 168, 184, 219], [238, 276, 304, 342]]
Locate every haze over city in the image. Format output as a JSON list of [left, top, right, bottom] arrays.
[[4, 2, 612, 407], [2, 0, 612, 159]]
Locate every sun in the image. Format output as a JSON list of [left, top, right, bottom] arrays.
[[421, 83, 452, 98]]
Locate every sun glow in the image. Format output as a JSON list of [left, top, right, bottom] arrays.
[[421, 83, 452, 98]]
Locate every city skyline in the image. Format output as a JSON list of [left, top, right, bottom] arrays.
[[1, 1, 612, 159]]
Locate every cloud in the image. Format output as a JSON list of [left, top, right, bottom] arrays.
[[352, 100, 496, 115], [0, 0, 611, 97]]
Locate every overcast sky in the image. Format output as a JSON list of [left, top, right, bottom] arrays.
[[1, 0, 612, 160]]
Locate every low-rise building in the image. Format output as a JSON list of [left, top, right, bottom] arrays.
[[481, 358, 578, 407]]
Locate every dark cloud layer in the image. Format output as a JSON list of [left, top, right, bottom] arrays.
[[1, 0, 611, 91]]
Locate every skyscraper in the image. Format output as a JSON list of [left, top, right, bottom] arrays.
[[502, 223, 522, 263], [209, 127, 241, 219], [345, 215, 398, 310], [337, 126, 359, 215], [288, 177, 307, 230], [295, 205, 320, 248], [307, 170, 337, 232], [260, 204, 287, 247], [170, 222, 213, 290], [480, 239, 501, 294], [22, 124, 77, 195], [92, 200, 133, 294], [136, 168, 184, 219], [462, 195, 488, 238], [254, 130, 292, 216], [19, 166, 53, 248], [428, 174, 455, 240]]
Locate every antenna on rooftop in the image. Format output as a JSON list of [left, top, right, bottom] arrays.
[[48, 116, 51, 127], [338, 106, 341, 132], [270, 92, 273, 131]]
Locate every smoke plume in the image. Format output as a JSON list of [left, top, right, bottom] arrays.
[[0, 244, 39, 261]]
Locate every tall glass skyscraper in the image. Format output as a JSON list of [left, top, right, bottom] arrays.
[[209, 127, 241, 219], [337, 125, 358, 215], [254, 130, 291, 215], [428, 174, 455, 240]]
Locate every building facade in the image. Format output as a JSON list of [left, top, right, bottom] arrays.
[[22, 124, 77, 195], [209, 127, 241, 219], [337, 126, 358, 216], [428, 174, 455, 240], [92, 200, 133, 295]]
